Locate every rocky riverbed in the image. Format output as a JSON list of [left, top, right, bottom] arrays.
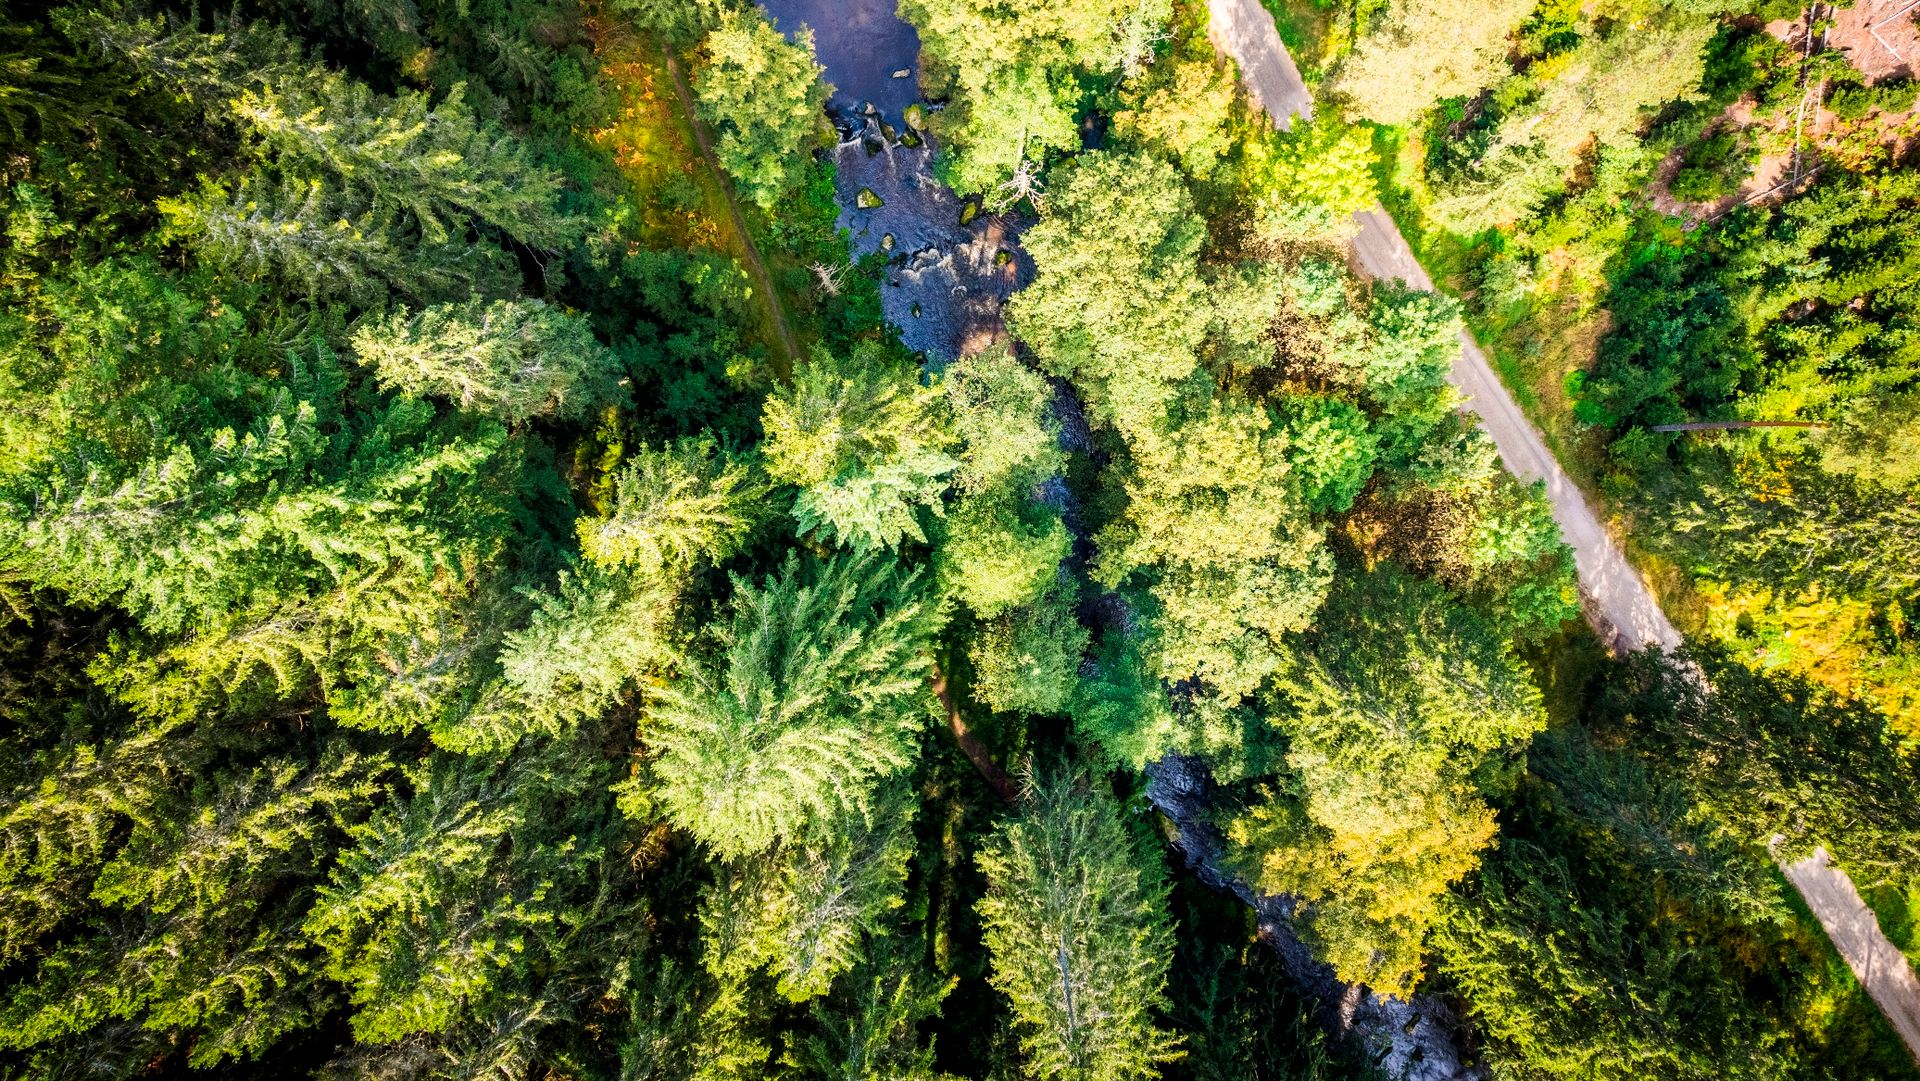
[[760, 0, 1031, 361]]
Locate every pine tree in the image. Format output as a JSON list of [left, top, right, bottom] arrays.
[[72, 11, 579, 252], [0, 742, 383, 1068], [351, 298, 623, 424], [494, 562, 679, 735], [232, 74, 577, 249], [975, 766, 1181, 1081], [646, 550, 937, 860], [577, 437, 770, 573]]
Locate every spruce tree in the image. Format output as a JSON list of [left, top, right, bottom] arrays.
[[975, 766, 1180, 1081], [645, 550, 937, 860], [351, 298, 623, 424], [577, 437, 770, 573]]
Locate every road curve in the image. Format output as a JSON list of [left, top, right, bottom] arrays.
[[1206, 0, 1315, 131], [1208, 0, 1920, 1066]]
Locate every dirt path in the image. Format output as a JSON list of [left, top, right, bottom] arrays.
[[1207, 0, 1680, 651], [1206, 0, 1315, 130], [1208, 0, 1920, 1067], [660, 50, 805, 376], [928, 658, 1020, 806], [1348, 210, 1682, 652]]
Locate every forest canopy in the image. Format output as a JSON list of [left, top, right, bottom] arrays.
[[0, 0, 1915, 1079]]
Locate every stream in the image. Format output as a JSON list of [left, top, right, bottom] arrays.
[[759, 0, 1032, 361], [757, 3, 1482, 1077]]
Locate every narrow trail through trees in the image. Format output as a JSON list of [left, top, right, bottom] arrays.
[[661, 49, 805, 376], [929, 659, 1021, 806], [1204, 0, 1920, 1065]]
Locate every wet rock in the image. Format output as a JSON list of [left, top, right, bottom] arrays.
[[899, 129, 922, 148], [910, 301, 922, 318], [880, 121, 899, 142], [892, 68, 912, 79], [863, 137, 886, 156], [959, 199, 980, 227], [857, 187, 885, 209], [880, 232, 895, 252]]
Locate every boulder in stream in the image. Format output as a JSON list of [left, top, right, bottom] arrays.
[[903, 102, 927, 130], [856, 187, 885, 210]]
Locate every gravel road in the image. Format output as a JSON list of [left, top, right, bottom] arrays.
[[1207, 0, 1920, 1067], [1784, 848, 1920, 1060], [1348, 209, 1682, 651]]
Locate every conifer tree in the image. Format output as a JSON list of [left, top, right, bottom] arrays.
[[159, 175, 520, 304], [304, 739, 614, 1045], [699, 785, 917, 1003], [976, 766, 1181, 1081], [577, 437, 770, 573], [800, 933, 955, 1081], [0, 743, 383, 1069], [646, 550, 937, 859], [352, 298, 623, 424], [762, 345, 957, 550], [232, 75, 577, 249]]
